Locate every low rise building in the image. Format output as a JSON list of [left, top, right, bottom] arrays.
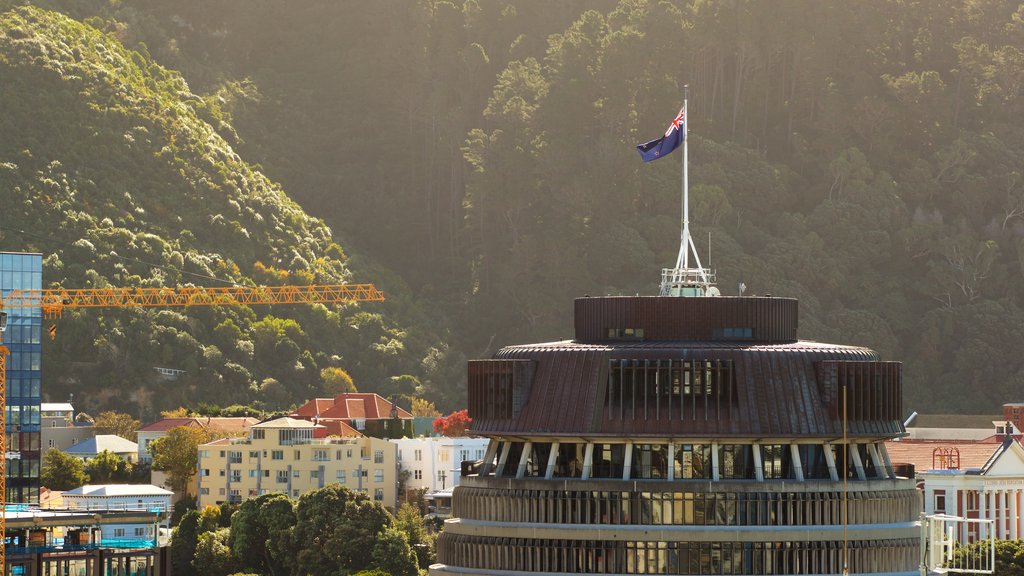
[[4, 506, 170, 575], [392, 436, 488, 493], [197, 417, 398, 508], [65, 435, 139, 462], [41, 402, 95, 453], [60, 484, 172, 542]]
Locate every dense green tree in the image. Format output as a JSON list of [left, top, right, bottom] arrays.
[[84, 450, 133, 484], [193, 528, 237, 576], [40, 448, 87, 490], [289, 484, 391, 575], [229, 493, 295, 576], [370, 527, 419, 576], [149, 426, 212, 497], [171, 510, 203, 576], [93, 411, 142, 442]]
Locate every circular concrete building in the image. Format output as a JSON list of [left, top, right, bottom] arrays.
[[431, 295, 919, 575]]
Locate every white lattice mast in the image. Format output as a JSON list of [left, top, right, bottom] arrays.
[[660, 84, 717, 297]]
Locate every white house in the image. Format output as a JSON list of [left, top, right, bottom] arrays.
[[61, 484, 173, 542], [65, 435, 139, 462], [917, 437, 1024, 544], [392, 437, 489, 494]]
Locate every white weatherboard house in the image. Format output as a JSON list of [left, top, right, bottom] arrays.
[[61, 484, 172, 542], [392, 436, 489, 494], [921, 437, 1024, 543]]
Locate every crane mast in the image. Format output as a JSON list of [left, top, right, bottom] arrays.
[[0, 283, 384, 572]]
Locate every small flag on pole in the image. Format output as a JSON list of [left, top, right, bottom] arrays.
[[636, 107, 685, 162]]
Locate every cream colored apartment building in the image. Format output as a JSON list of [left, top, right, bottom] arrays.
[[196, 417, 397, 509]]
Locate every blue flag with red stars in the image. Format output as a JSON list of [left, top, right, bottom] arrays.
[[636, 107, 685, 162]]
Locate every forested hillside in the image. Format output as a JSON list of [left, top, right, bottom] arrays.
[[3, 0, 1024, 414]]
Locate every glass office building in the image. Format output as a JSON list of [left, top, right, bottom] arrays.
[[1, 252, 43, 504]]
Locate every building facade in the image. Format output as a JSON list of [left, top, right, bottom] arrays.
[[432, 296, 919, 576], [393, 437, 489, 494], [197, 417, 398, 508], [1, 251, 43, 504], [41, 402, 95, 453], [60, 484, 173, 542]]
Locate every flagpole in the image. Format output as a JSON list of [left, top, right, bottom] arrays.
[[681, 84, 689, 271]]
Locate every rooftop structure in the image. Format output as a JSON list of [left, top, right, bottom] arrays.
[[291, 392, 413, 437], [432, 294, 920, 575]]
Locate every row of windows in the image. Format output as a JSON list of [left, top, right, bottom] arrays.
[[606, 359, 737, 422], [6, 378, 41, 399], [205, 467, 386, 483], [2, 325, 42, 345], [0, 269, 43, 290], [453, 488, 919, 527], [438, 536, 918, 575], [6, 405, 42, 426], [493, 441, 881, 481], [3, 352, 41, 372], [201, 446, 383, 463]]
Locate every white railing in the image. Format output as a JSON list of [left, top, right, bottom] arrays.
[[922, 514, 995, 575]]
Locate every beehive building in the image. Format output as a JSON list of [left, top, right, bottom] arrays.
[[431, 295, 919, 575]]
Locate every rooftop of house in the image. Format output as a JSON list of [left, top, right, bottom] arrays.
[[63, 484, 173, 497], [884, 439, 1008, 472], [138, 416, 259, 433], [65, 435, 138, 455], [292, 392, 413, 421]]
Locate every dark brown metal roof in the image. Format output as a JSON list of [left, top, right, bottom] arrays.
[[574, 295, 797, 342]]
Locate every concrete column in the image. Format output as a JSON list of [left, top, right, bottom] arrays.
[[711, 442, 720, 482], [752, 444, 764, 482], [879, 442, 895, 478], [544, 442, 560, 480], [582, 443, 594, 480], [479, 439, 500, 476], [1011, 489, 1019, 540], [622, 441, 634, 480], [850, 444, 867, 481], [515, 441, 533, 479], [789, 444, 804, 481], [1011, 485, 1019, 541], [998, 490, 1005, 540], [867, 443, 888, 479], [979, 489, 988, 543], [495, 440, 512, 478], [666, 443, 675, 481], [823, 443, 839, 482]]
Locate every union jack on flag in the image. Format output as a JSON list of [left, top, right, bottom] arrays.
[[637, 107, 686, 162]]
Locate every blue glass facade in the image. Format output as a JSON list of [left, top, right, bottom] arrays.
[[1, 252, 43, 504]]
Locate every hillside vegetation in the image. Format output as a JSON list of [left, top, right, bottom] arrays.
[[3, 1, 1024, 414], [0, 6, 452, 416]]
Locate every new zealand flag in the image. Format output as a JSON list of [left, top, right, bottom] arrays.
[[636, 107, 685, 162]]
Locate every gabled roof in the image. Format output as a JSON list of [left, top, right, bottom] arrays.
[[314, 420, 363, 438], [979, 437, 1024, 475], [884, 439, 1000, 472], [291, 393, 412, 421], [64, 484, 173, 497], [65, 435, 138, 455], [138, 417, 259, 433], [252, 417, 321, 429]]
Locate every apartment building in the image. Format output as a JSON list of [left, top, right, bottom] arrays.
[[392, 436, 488, 493], [197, 417, 397, 508]]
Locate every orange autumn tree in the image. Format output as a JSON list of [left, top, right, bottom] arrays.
[[433, 409, 472, 437]]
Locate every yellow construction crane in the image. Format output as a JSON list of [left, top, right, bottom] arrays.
[[0, 283, 384, 571]]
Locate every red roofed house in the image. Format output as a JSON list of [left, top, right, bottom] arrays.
[[291, 393, 413, 438], [885, 410, 1024, 544]]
